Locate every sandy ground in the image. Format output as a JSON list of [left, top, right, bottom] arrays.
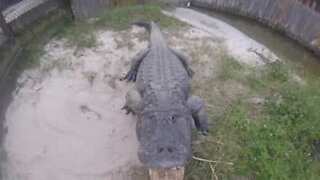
[[3, 29, 147, 180], [2, 8, 278, 180]]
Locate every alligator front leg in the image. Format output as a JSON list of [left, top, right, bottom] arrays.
[[121, 49, 149, 82], [187, 95, 209, 134], [171, 48, 194, 78], [122, 90, 141, 115]]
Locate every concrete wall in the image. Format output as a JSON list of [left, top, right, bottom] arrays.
[[71, 0, 114, 20], [0, 7, 68, 146], [192, 0, 320, 56], [9, 0, 66, 33], [71, 0, 190, 20], [149, 0, 189, 6]]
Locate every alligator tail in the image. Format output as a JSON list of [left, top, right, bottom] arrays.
[[132, 21, 151, 31], [133, 21, 165, 46]]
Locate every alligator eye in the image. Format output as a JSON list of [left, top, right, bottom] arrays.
[[171, 116, 177, 123]]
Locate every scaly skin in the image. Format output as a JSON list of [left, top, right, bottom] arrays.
[[121, 21, 209, 169]]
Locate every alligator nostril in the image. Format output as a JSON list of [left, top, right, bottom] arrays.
[[167, 147, 174, 153], [158, 147, 164, 153]]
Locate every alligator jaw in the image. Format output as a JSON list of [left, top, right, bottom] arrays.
[[149, 167, 185, 180]]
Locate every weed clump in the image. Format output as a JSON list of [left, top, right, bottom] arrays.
[[59, 5, 180, 50], [236, 80, 320, 179], [187, 51, 320, 179], [58, 21, 98, 50], [96, 5, 182, 30], [266, 61, 289, 82], [218, 55, 243, 81], [24, 5, 181, 69]]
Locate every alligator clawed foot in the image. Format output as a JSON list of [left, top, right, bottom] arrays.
[[201, 130, 209, 136], [119, 74, 128, 81], [126, 72, 137, 82], [121, 105, 135, 115], [119, 76, 125, 81], [187, 68, 195, 78], [119, 72, 137, 82], [200, 126, 210, 136]]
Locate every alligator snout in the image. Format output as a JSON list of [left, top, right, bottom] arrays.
[[157, 145, 176, 154], [139, 140, 191, 169]]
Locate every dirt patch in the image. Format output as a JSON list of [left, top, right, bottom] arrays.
[[3, 28, 147, 180]]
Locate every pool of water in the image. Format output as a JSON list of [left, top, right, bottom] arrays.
[[193, 7, 320, 78]]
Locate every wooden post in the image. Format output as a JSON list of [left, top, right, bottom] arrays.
[[316, 1, 320, 12], [0, 12, 13, 39], [115, 0, 123, 6]]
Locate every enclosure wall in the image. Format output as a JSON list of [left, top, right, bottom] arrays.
[[192, 0, 320, 56], [0, 0, 68, 146], [71, 0, 190, 19]]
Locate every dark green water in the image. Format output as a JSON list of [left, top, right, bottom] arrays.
[[194, 7, 320, 78]]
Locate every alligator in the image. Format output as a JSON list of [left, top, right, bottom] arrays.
[[121, 21, 209, 171]]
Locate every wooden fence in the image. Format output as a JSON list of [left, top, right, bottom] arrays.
[[0, 0, 66, 42], [71, 0, 189, 20], [0, 12, 13, 38]]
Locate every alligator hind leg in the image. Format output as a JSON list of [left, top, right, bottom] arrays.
[[121, 49, 149, 82], [170, 48, 194, 78], [187, 95, 209, 134], [122, 90, 141, 115]]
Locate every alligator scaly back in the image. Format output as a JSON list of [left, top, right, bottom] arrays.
[[121, 21, 209, 171]]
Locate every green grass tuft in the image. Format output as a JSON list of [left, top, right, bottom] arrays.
[[17, 5, 182, 68], [96, 5, 182, 30], [246, 72, 266, 91], [18, 11, 69, 69], [58, 16, 98, 50], [218, 55, 244, 81], [187, 52, 320, 179], [22, 40, 44, 69], [58, 5, 181, 49], [266, 61, 289, 83], [236, 80, 320, 179]]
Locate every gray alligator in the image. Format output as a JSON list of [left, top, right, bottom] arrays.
[[121, 21, 209, 169]]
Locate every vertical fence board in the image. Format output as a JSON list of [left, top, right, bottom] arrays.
[[0, 12, 13, 38], [71, 0, 114, 20]]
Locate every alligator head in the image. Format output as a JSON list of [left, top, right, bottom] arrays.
[[137, 110, 194, 169]]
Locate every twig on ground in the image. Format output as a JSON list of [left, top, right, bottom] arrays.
[[192, 156, 234, 165], [212, 153, 225, 180], [209, 163, 219, 180], [206, 137, 224, 145]]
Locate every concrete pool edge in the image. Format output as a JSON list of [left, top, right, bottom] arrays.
[[191, 0, 320, 58], [0, 9, 70, 148]]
